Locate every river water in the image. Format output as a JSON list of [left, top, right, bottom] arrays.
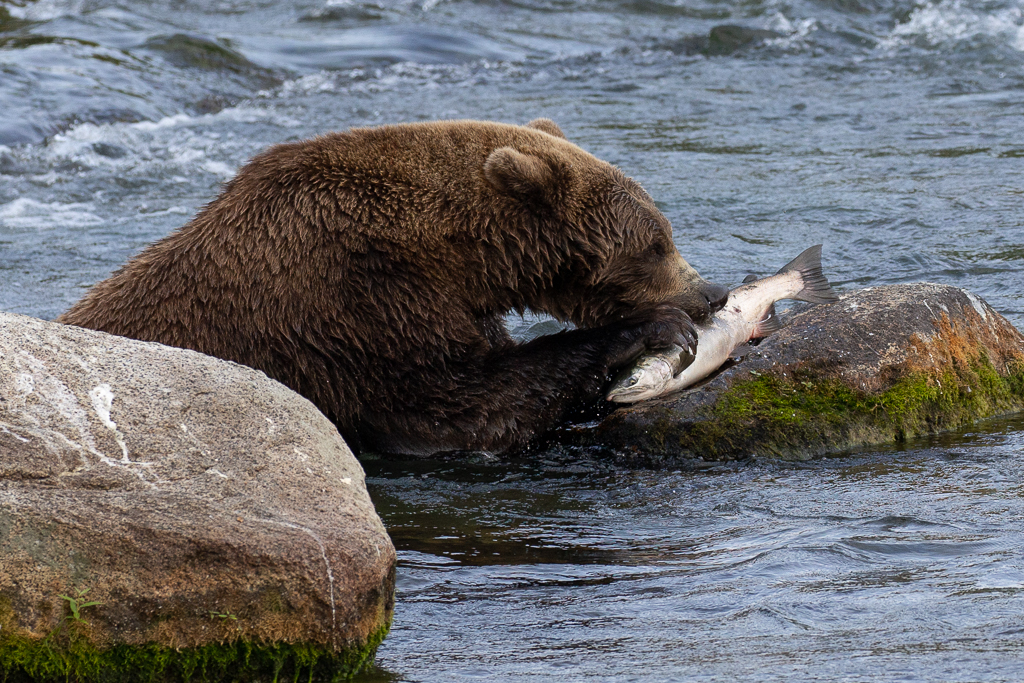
[[1, 0, 1022, 680]]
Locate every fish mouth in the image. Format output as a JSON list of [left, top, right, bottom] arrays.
[[605, 369, 647, 402], [606, 385, 652, 403], [606, 371, 662, 403]]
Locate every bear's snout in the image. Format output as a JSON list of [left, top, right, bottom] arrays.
[[703, 282, 730, 314]]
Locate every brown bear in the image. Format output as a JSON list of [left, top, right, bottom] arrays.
[[58, 119, 728, 456]]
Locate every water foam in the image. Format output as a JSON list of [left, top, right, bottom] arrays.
[[884, 0, 1024, 51], [25, 106, 283, 185], [766, 12, 820, 51], [0, 197, 103, 229], [5, 0, 86, 21]]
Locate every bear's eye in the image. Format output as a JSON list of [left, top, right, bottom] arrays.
[[645, 241, 668, 259]]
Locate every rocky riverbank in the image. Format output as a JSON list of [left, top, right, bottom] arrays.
[[0, 312, 395, 681], [567, 284, 1024, 467]]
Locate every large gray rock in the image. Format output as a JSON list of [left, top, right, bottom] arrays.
[[568, 284, 1024, 466], [0, 312, 395, 681]]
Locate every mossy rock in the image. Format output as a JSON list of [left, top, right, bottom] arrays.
[[0, 312, 396, 682], [0, 601, 389, 683], [568, 284, 1024, 466]]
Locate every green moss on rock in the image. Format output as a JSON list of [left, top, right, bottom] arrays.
[[658, 352, 1024, 461], [0, 601, 389, 683]]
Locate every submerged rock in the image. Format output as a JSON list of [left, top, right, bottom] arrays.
[[569, 284, 1024, 467], [0, 312, 395, 681], [705, 25, 784, 56], [140, 34, 281, 94], [659, 24, 784, 56]]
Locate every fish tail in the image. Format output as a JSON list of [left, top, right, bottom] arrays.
[[776, 244, 840, 304], [752, 303, 784, 338]]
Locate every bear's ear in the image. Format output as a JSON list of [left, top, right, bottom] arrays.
[[526, 118, 566, 139], [484, 147, 557, 204]]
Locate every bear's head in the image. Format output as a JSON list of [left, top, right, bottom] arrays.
[[483, 120, 729, 328]]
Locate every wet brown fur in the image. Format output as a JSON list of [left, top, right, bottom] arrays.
[[59, 119, 725, 455]]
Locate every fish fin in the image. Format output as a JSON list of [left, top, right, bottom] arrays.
[[667, 343, 694, 375], [752, 303, 784, 338], [742, 273, 758, 284], [775, 244, 840, 304]]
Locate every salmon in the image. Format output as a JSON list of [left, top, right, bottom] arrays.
[[606, 245, 839, 403]]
